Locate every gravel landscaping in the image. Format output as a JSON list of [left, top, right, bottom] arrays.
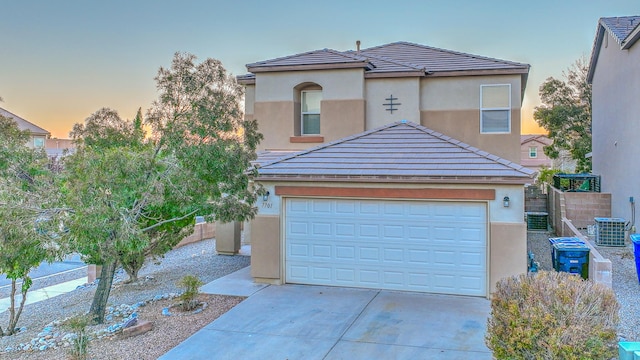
[[0, 238, 250, 359], [527, 230, 640, 342]]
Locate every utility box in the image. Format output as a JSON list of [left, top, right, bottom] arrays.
[[526, 212, 548, 230], [594, 217, 626, 247]]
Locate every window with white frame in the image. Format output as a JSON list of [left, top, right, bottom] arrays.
[[529, 146, 538, 158], [301, 90, 321, 135], [33, 137, 45, 148], [480, 84, 511, 133]]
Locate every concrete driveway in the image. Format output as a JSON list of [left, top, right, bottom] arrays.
[[160, 268, 492, 360]]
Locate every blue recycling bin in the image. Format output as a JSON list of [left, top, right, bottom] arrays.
[[630, 234, 640, 283], [549, 237, 585, 270], [552, 242, 590, 279]]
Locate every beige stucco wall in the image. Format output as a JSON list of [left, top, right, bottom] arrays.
[[591, 31, 640, 220], [255, 69, 365, 102], [249, 215, 281, 283], [420, 75, 522, 163], [244, 84, 255, 116], [365, 78, 420, 128], [250, 180, 527, 294], [489, 222, 527, 292], [254, 99, 365, 151]]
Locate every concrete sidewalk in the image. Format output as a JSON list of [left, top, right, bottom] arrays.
[[0, 277, 87, 313], [160, 268, 491, 360]]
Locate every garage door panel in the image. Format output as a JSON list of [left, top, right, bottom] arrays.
[[285, 198, 486, 296]]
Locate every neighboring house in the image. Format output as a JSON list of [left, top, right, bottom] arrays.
[[241, 41, 533, 297], [0, 107, 50, 148], [521, 134, 553, 171], [45, 138, 76, 159], [587, 16, 640, 221]]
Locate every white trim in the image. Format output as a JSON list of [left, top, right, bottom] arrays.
[[301, 90, 321, 135], [528, 146, 538, 158], [480, 84, 511, 134]]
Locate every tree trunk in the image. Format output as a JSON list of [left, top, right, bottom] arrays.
[[89, 260, 117, 324], [3, 278, 29, 336]]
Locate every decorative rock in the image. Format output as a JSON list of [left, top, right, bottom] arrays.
[[162, 307, 171, 316], [121, 320, 152, 338], [39, 345, 48, 351]]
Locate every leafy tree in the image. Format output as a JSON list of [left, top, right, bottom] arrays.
[[63, 52, 262, 323], [534, 58, 592, 173], [0, 116, 68, 336]]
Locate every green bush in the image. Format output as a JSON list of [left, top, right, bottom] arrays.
[[177, 275, 203, 311], [486, 271, 619, 360], [63, 315, 91, 360]]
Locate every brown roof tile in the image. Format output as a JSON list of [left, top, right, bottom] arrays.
[[242, 41, 529, 78], [256, 121, 534, 183]]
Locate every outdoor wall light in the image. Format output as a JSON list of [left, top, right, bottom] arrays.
[[263, 191, 270, 202], [503, 196, 510, 208]]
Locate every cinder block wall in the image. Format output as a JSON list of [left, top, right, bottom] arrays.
[[549, 186, 612, 236], [563, 192, 611, 229], [524, 185, 548, 213]]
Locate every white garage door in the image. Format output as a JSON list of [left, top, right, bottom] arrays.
[[285, 198, 487, 296]]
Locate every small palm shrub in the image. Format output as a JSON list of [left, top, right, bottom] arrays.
[[486, 271, 619, 360], [177, 275, 203, 311]]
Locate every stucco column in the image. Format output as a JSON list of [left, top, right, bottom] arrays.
[[215, 221, 241, 255]]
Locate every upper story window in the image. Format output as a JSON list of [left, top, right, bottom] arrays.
[[480, 84, 511, 134], [529, 146, 538, 158], [34, 137, 45, 148], [301, 90, 321, 135]]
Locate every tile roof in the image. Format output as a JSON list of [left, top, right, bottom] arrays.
[[588, 16, 640, 83], [355, 42, 529, 75], [0, 107, 50, 136], [521, 134, 552, 146], [254, 150, 299, 167], [256, 121, 534, 183], [600, 16, 640, 45], [247, 48, 373, 73], [242, 41, 529, 79]]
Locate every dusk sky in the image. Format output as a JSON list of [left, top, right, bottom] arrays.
[[1, 1, 638, 138]]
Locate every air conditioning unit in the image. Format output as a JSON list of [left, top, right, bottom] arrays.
[[594, 217, 626, 247]]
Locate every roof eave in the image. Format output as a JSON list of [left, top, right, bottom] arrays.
[[587, 24, 606, 84], [622, 23, 640, 49], [425, 67, 529, 77], [247, 62, 372, 73], [255, 175, 533, 185], [364, 70, 425, 78]]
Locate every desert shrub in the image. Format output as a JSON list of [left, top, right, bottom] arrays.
[[63, 315, 91, 360], [486, 271, 619, 360], [177, 275, 203, 311]]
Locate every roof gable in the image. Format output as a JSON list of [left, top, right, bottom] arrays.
[[257, 121, 534, 183], [0, 107, 50, 136], [521, 134, 551, 146], [588, 16, 640, 83]]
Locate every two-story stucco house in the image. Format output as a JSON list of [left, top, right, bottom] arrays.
[[240, 41, 533, 297], [587, 16, 640, 222], [520, 135, 553, 172], [0, 107, 50, 149]]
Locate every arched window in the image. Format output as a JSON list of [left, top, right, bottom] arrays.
[[294, 83, 322, 136]]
